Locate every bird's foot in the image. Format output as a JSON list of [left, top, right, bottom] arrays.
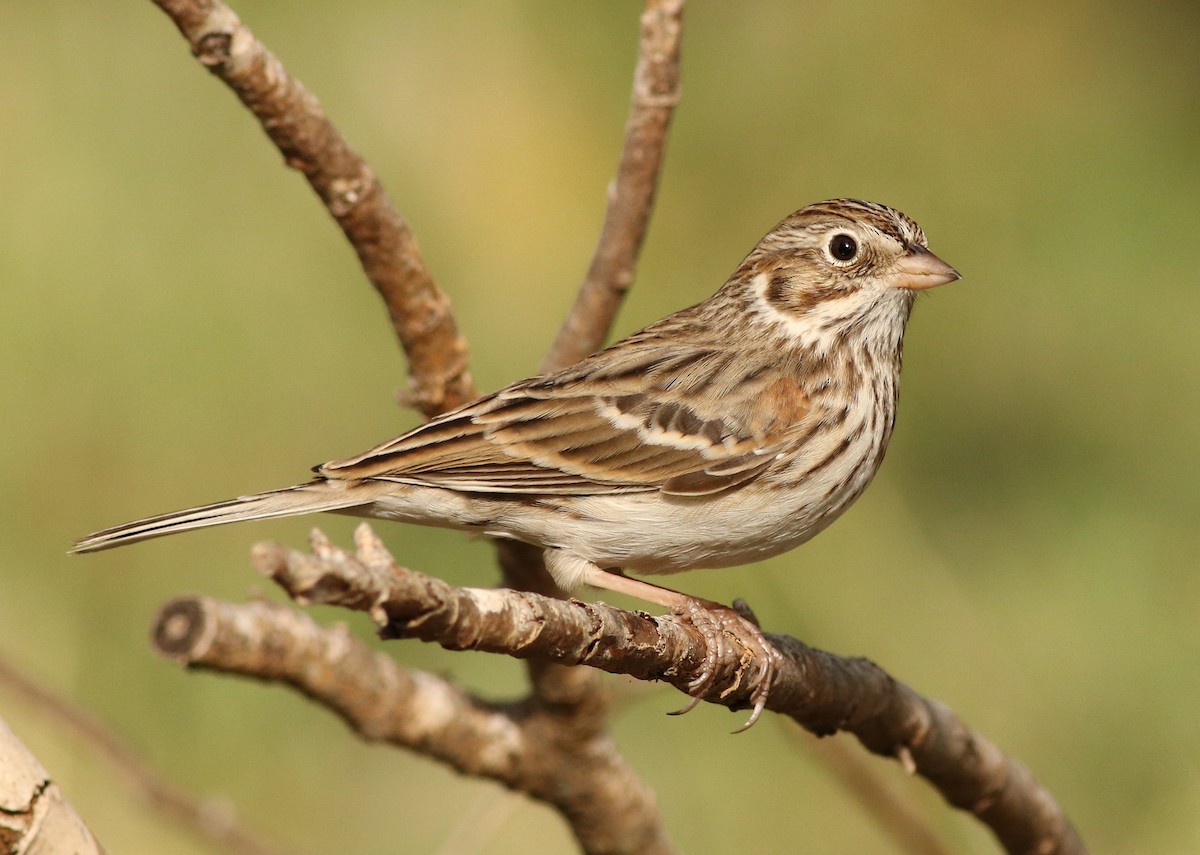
[[668, 597, 781, 732]]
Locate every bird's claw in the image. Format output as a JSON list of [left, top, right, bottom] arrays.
[[668, 598, 779, 731]]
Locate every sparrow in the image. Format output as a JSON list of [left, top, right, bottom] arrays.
[[75, 198, 960, 726]]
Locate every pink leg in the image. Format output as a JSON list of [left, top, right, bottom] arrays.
[[580, 564, 779, 731]]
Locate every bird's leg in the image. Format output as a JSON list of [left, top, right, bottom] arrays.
[[576, 563, 780, 731]]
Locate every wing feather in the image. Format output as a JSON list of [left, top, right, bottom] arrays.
[[319, 337, 813, 496]]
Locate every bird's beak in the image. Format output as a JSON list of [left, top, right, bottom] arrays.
[[887, 248, 961, 291]]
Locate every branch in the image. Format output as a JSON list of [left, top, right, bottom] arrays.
[[148, 0, 677, 718], [152, 595, 679, 855], [238, 526, 1086, 855], [149, 0, 475, 416], [141, 3, 685, 850], [0, 716, 104, 855], [133, 6, 1083, 855], [0, 653, 294, 855], [540, 0, 684, 373], [515, 0, 684, 730]]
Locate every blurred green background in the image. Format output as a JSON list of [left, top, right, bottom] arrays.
[[3, 1, 1198, 852]]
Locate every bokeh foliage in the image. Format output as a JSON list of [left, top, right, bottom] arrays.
[[2, 1, 1198, 852]]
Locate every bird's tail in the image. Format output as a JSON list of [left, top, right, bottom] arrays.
[[71, 480, 376, 554]]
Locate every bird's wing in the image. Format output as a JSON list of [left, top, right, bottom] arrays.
[[319, 337, 812, 497]]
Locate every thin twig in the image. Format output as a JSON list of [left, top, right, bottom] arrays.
[[149, 0, 475, 416], [0, 652, 294, 855], [152, 595, 680, 855], [245, 526, 1087, 855], [540, 0, 684, 373]]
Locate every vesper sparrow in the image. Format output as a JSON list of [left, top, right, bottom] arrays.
[[75, 198, 959, 725]]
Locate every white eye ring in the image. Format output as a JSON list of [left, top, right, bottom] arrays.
[[827, 232, 860, 263]]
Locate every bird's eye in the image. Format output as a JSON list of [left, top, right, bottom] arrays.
[[828, 233, 859, 262]]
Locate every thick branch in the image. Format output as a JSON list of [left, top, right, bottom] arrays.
[[540, 0, 684, 373], [153, 596, 678, 855], [150, 0, 475, 416], [246, 526, 1086, 855], [0, 653, 293, 855], [0, 716, 104, 855]]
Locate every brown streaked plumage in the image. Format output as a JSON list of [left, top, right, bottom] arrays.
[[74, 198, 960, 727]]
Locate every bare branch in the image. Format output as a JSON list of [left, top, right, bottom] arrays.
[[152, 595, 679, 855], [134, 6, 1087, 855], [0, 716, 105, 854], [139, 4, 685, 849], [513, 0, 685, 744], [252, 528, 714, 695], [0, 653, 294, 855], [245, 526, 1086, 855], [540, 0, 684, 373], [149, 0, 475, 416], [492, 0, 689, 749]]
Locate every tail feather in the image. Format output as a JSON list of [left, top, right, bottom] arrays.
[[71, 480, 372, 554]]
